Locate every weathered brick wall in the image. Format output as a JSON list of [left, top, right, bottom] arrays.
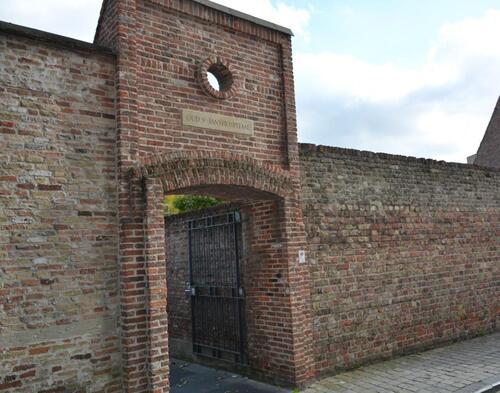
[[299, 144, 500, 376], [0, 32, 120, 392]]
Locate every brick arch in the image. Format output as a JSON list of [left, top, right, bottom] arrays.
[[136, 151, 294, 200]]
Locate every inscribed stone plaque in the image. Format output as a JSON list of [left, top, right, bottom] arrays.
[[182, 109, 254, 136]]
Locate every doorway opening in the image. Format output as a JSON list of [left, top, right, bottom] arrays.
[[163, 184, 292, 388], [165, 200, 251, 371], [139, 153, 312, 390]]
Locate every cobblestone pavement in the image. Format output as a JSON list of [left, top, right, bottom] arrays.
[[303, 332, 500, 393]]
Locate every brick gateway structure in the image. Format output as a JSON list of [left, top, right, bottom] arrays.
[[0, 1, 498, 392]]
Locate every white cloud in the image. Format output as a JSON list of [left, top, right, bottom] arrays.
[[296, 53, 425, 102], [0, 0, 102, 41], [296, 9, 500, 162]]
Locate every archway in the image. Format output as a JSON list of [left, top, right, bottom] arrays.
[[138, 150, 295, 199], [134, 152, 314, 391]]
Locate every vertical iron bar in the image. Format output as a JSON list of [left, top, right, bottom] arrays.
[[233, 212, 245, 362], [188, 220, 197, 354]]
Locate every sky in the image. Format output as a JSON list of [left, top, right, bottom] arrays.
[[1, 1, 499, 162]]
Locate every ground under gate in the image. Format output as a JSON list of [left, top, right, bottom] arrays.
[[169, 359, 289, 393]]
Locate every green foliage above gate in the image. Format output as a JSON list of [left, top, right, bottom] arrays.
[[164, 195, 223, 215]]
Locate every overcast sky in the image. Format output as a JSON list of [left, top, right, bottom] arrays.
[[1, 0, 499, 162]]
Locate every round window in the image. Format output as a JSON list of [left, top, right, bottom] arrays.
[[198, 57, 239, 100]]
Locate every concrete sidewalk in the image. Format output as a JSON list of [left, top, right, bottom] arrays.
[[303, 332, 500, 393]]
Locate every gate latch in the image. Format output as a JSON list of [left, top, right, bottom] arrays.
[[185, 282, 195, 296]]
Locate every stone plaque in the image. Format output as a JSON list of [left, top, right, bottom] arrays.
[[182, 109, 254, 136]]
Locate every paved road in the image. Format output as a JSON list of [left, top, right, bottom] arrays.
[[303, 332, 500, 393], [170, 359, 291, 393]]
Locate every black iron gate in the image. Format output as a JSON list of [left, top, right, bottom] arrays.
[[187, 211, 246, 364]]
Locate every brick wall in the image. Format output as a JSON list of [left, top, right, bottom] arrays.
[[94, 0, 313, 389], [2, 8, 499, 391], [0, 32, 120, 392], [299, 144, 500, 376], [133, 0, 290, 166]]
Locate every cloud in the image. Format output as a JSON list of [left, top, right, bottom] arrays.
[[0, 0, 102, 42], [295, 9, 500, 162]]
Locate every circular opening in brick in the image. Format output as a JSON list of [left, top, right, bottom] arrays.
[[199, 57, 238, 99], [207, 63, 233, 92]]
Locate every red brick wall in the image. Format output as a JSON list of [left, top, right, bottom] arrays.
[[0, 33, 120, 392], [95, 0, 301, 175], [242, 200, 299, 383], [133, 0, 288, 166], [94, 0, 313, 390], [300, 144, 500, 376]]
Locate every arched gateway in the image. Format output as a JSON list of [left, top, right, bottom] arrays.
[[94, 0, 315, 391], [2, 1, 499, 392]]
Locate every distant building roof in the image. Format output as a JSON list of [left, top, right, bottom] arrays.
[[467, 154, 477, 164], [475, 96, 500, 168]]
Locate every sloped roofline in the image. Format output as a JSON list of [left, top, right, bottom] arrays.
[[0, 20, 113, 56], [474, 95, 500, 166], [94, 0, 293, 43], [192, 0, 293, 35]]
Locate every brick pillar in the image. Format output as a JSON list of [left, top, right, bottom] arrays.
[[144, 178, 169, 392], [244, 197, 314, 387], [280, 33, 315, 385], [98, 1, 155, 389], [280, 195, 315, 385], [119, 176, 149, 392]]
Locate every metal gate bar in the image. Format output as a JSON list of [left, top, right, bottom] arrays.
[[188, 212, 246, 364]]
